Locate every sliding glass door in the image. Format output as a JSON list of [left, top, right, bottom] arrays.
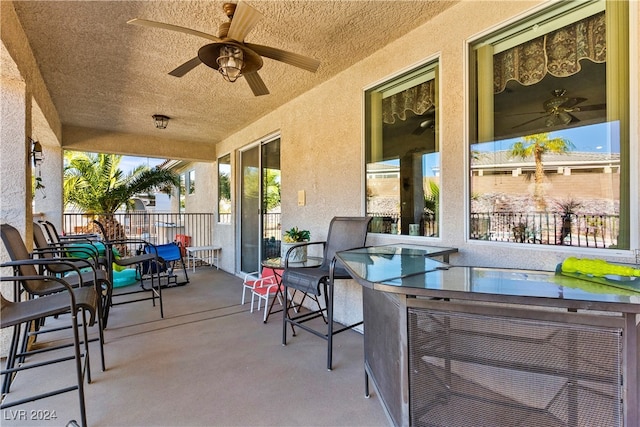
[[239, 137, 281, 273]]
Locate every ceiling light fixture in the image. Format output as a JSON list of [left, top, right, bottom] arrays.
[[152, 114, 170, 129], [217, 45, 244, 82]]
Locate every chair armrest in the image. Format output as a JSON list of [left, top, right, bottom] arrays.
[[283, 241, 326, 268], [253, 278, 279, 292], [0, 274, 76, 293], [1, 257, 93, 272], [1, 259, 88, 296], [243, 271, 260, 282]]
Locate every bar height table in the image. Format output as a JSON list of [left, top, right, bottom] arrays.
[[336, 245, 640, 427]]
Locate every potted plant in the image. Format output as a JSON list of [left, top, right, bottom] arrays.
[[281, 226, 310, 262]]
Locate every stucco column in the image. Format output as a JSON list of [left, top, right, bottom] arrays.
[[0, 76, 31, 356]]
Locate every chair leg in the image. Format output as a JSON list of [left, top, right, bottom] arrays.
[[95, 296, 106, 372], [81, 310, 92, 384], [326, 281, 334, 371], [100, 279, 112, 329], [365, 369, 370, 398], [262, 295, 269, 322], [250, 292, 256, 313], [70, 310, 88, 427], [282, 285, 289, 345], [1, 322, 22, 394]]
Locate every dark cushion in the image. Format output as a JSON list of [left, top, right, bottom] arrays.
[[283, 264, 352, 296]]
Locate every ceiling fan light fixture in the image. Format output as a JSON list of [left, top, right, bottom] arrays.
[[152, 114, 170, 129], [217, 45, 244, 82]]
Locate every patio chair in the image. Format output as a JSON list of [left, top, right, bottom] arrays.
[[38, 220, 110, 270], [92, 220, 164, 318], [1, 223, 106, 380], [33, 222, 113, 326], [39, 220, 99, 244], [0, 281, 93, 427], [241, 267, 277, 305], [248, 267, 280, 322], [281, 216, 371, 370], [142, 242, 190, 287]]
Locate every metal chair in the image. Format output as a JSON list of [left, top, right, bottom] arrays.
[[32, 222, 113, 327], [242, 267, 277, 305], [1, 223, 106, 379], [92, 220, 164, 318], [282, 216, 371, 370], [37, 220, 110, 269], [248, 267, 280, 321], [0, 284, 93, 427]]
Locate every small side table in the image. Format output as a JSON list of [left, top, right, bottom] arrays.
[[260, 256, 322, 323], [186, 246, 221, 272]]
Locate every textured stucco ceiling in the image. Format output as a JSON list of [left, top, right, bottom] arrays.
[[10, 0, 457, 148]]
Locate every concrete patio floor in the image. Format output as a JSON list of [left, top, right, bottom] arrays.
[[1, 266, 389, 426]]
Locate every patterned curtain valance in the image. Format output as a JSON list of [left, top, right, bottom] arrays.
[[493, 11, 606, 94], [382, 80, 435, 124]]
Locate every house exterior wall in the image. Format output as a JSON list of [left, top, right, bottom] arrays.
[[211, 0, 639, 326], [184, 162, 216, 214]]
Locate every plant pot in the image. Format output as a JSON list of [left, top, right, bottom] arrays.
[[281, 242, 307, 262]]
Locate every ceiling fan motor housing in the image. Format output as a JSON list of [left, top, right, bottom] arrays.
[[198, 40, 263, 73]]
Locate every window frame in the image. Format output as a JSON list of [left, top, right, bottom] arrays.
[[364, 57, 441, 238], [466, 0, 635, 251], [217, 153, 232, 224]]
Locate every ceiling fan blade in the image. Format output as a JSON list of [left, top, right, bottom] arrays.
[[127, 18, 220, 42], [169, 57, 202, 77], [558, 112, 573, 125], [246, 43, 320, 73], [568, 113, 581, 123], [511, 115, 547, 129], [560, 97, 587, 109], [575, 103, 606, 112], [244, 72, 269, 96], [412, 120, 433, 135], [227, 2, 263, 42]]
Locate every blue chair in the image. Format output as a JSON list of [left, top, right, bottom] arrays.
[[142, 242, 189, 287]]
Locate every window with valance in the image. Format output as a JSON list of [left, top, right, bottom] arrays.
[[493, 11, 605, 94], [366, 61, 440, 237], [468, 0, 632, 250]]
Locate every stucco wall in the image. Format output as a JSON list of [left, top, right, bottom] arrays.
[[183, 162, 216, 214], [213, 0, 639, 326]]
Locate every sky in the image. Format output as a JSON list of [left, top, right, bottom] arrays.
[[119, 156, 166, 174]]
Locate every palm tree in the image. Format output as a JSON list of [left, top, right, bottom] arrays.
[[508, 132, 574, 209], [64, 152, 179, 244]]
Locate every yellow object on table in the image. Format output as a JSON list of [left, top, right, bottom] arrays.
[[561, 257, 640, 278]]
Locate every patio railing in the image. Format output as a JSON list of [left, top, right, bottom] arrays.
[[63, 212, 215, 248], [470, 212, 619, 248], [64, 211, 619, 252]]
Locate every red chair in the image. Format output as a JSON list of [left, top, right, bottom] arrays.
[[241, 267, 277, 305], [250, 273, 284, 322]]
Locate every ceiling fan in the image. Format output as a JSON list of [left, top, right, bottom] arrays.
[[127, 2, 321, 96], [511, 89, 606, 129], [412, 106, 436, 135]]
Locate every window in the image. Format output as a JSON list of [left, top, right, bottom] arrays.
[[179, 174, 186, 212], [188, 170, 195, 194], [218, 154, 231, 223], [469, 0, 630, 249], [365, 60, 440, 237]]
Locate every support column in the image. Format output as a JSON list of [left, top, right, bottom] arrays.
[[0, 74, 32, 357]]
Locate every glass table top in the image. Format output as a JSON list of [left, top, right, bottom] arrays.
[[336, 245, 640, 310], [262, 256, 323, 269]]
